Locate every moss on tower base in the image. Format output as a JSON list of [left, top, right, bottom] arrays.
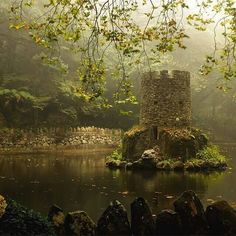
[[122, 127, 208, 162], [122, 125, 158, 161], [158, 128, 208, 161], [106, 127, 227, 171]]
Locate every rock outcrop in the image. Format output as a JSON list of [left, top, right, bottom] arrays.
[[48, 205, 65, 234], [0, 199, 55, 235], [96, 200, 131, 235], [206, 200, 236, 235], [156, 210, 182, 235], [131, 197, 155, 235], [64, 211, 96, 236], [174, 190, 207, 234]]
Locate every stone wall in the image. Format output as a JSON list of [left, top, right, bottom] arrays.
[[0, 127, 121, 150], [140, 70, 191, 129]]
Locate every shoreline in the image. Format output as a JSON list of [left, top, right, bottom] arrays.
[[0, 144, 116, 156]]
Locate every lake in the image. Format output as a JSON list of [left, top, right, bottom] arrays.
[[0, 145, 235, 221]]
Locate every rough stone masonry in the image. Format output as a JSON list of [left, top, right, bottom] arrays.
[[140, 70, 191, 129]]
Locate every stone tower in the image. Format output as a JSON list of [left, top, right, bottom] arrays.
[[140, 70, 191, 128]]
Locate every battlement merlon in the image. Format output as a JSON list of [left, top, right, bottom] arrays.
[[143, 70, 191, 80], [171, 70, 190, 80]]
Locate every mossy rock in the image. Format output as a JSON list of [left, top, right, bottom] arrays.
[[185, 160, 227, 172], [65, 211, 96, 236], [124, 125, 147, 138], [174, 190, 207, 234], [106, 159, 127, 169], [173, 160, 184, 171], [0, 199, 55, 235], [96, 200, 131, 235], [122, 126, 158, 161], [159, 128, 208, 160], [156, 160, 173, 170], [185, 145, 228, 171]]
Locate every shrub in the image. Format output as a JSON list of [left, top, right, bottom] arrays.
[[196, 145, 227, 162], [108, 149, 123, 161]]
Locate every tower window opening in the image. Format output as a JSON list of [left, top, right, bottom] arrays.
[[153, 126, 159, 140]]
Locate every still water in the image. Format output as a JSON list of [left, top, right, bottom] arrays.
[[0, 145, 235, 220]]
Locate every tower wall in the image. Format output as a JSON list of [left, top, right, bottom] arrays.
[[140, 70, 191, 128]]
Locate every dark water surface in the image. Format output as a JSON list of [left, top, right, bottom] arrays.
[[0, 145, 235, 220]]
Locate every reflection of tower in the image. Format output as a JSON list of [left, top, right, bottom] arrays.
[[140, 70, 191, 129]]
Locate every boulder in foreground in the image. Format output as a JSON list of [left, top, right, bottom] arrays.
[[64, 210, 96, 236], [0, 198, 55, 235], [174, 190, 207, 234], [206, 200, 236, 235], [131, 197, 155, 235], [96, 200, 131, 235]]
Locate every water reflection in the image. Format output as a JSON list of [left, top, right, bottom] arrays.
[[0, 146, 235, 220]]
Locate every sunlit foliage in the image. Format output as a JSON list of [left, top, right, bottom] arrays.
[[9, 0, 236, 102]]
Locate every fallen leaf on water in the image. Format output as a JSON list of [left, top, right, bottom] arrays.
[[165, 195, 174, 199], [206, 199, 215, 203], [119, 191, 129, 195], [230, 202, 236, 208], [30, 180, 40, 184]]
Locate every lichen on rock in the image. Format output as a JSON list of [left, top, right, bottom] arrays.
[[96, 200, 131, 235], [65, 210, 96, 236], [158, 128, 208, 161], [0, 195, 7, 218], [122, 125, 156, 161], [0, 198, 55, 235]]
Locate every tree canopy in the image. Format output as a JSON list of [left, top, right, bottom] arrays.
[[0, 2, 139, 128], [9, 0, 236, 102]]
